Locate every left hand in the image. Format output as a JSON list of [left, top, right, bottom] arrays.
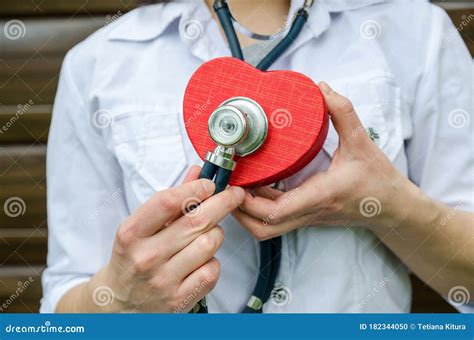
[[233, 81, 411, 240]]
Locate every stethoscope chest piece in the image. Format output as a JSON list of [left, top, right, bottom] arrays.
[[208, 97, 268, 157], [183, 0, 318, 314]]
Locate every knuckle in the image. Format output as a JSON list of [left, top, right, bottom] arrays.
[[253, 227, 271, 241], [132, 253, 154, 275], [115, 223, 137, 250], [268, 214, 283, 225], [202, 260, 220, 287], [197, 233, 216, 253], [189, 213, 211, 231], [337, 96, 355, 115], [215, 226, 224, 242], [150, 275, 172, 292], [227, 189, 242, 208]]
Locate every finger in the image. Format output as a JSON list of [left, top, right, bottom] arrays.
[[164, 165, 205, 226], [149, 186, 244, 257], [252, 186, 285, 200], [239, 192, 279, 220], [182, 165, 202, 184], [318, 81, 365, 145], [167, 226, 224, 281], [122, 179, 215, 238], [233, 208, 313, 240], [239, 187, 308, 223], [176, 258, 221, 311]]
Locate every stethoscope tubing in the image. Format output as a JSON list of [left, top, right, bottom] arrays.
[[256, 9, 308, 71], [196, 0, 310, 313], [213, 0, 244, 60]]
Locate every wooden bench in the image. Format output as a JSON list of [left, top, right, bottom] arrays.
[[0, 0, 470, 313]]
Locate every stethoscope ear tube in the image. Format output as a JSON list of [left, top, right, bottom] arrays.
[[213, 0, 244, 60], [256, 9, 308, 71]]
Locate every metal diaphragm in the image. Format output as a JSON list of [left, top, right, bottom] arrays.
[[208, 97, 268, 157], [208, 105, 249, 148]]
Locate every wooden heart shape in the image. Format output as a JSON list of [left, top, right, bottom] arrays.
[[183, 57, 328, 187]]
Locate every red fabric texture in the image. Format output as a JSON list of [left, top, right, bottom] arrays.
[[183, 57, 328, 187]]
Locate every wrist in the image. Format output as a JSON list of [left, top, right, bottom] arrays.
[[372, 177, 440, 238], [85, 265, 129, 313]]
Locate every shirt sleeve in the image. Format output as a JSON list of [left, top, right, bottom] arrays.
[[405, 6, 473, 312], [40, 47, 129, 313], [406, 6, 473, 210]]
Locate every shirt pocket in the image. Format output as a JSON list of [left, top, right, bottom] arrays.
[[109, 107, 188, 202], [322, 74, 404, 162]]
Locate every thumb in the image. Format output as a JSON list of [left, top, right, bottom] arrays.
[[319, 81, 365, 146]]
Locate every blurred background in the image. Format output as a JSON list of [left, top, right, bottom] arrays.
[[0, 0, 472, 313]]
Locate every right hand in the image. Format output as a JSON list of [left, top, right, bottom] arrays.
[[89, 166, 245, 313]]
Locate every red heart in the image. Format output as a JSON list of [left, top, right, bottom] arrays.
[[183, 57, 328, 187]]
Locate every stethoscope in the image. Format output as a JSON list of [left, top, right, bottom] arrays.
[[194, 0, 314, 313]]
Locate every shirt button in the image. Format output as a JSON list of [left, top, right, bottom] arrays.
[[270, 282, 292, 306], [180, 19, 203, 40]]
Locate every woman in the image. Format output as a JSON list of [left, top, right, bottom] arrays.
[[41, 0, 473, 313]]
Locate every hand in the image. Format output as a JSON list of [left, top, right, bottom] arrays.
[[89, 166, 244, 312], [233, 82, 410, 240]]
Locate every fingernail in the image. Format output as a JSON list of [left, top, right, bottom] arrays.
[[230, 186, 245, 202], [201, 179, 215, 193], [319, 81, 333, 95]]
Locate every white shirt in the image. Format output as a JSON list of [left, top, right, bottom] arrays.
[[41, 0, 474, 313]]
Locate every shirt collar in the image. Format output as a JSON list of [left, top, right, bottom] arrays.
[[107, 0, 388, 42], [107, 2, 192, 42], [320, 0, 388, 12]]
